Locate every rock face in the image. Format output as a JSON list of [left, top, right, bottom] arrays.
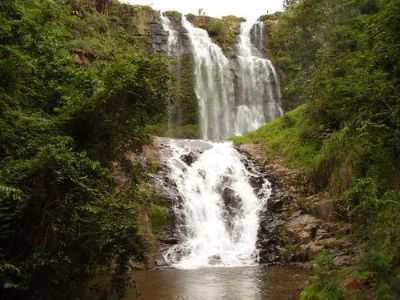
[[237, 144, 354, 267], [148, 18, 169, 53]]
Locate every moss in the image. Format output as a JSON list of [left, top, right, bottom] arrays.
[[164, 10, 182, 24], [149, 204, 170, 235], [188, 15, 243, 54], [147, 159, 160, 173]]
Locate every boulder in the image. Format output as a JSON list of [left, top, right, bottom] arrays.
[[180, 152, 198, 166], [222, 187, 242, 212], [208, 255, 222, 265]]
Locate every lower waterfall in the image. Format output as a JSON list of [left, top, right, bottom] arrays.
[[161, 139, 271, 269]]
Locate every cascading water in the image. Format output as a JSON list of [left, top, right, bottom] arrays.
[[160, 15, 180, 56], [250, 21, 265, 54], [179, 17, 282, 140], [160, 15, 187, 136], [235, 21, 283, 135], [162, 139, 271, 269], [158, 16, 282, 270], [182, 16, 235, 141]]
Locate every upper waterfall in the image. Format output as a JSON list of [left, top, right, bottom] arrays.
[[235, 21, 283, 135], [160, 15, 180, 56], [160, 16, 283, 140], [182, 16, 236, 141]]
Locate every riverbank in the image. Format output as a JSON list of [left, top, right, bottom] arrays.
[[236, 144, 354, 267]]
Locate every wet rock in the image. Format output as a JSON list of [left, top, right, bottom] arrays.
[[208, 255, 222, 265], [154, 255, 169, 267], [268, 196, 284, 212], [249, 175, 265, 191], [180, 152, 198, 166], [222, 187, 242, 212], [159, 238, 179, 245], [259, 249, 279, 264]]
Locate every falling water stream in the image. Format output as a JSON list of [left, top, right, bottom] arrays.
[[163, 139, 271, 269], [235, 21, 283, 135], [181, 16, 235, 140]]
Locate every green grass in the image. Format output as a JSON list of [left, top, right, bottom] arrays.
[[232, 105, 321, 172]]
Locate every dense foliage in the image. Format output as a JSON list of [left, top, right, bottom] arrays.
[[236, 0, 400, 298], [0, 0, 171, 299]]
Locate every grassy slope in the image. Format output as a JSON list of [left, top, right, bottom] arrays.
[[233, 106, 400, 299], [232, 105, 320, 172]]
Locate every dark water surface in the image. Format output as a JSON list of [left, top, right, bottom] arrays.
[[126, 266, 309, 300]]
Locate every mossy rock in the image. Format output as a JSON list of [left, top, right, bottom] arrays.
[[164, 10, 182, 24], [149, 204, 171, 235], [187, 15, 243, 54]]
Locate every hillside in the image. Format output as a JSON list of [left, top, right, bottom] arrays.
[[0, 0, 171, 299], [234, 0, 400, 299]]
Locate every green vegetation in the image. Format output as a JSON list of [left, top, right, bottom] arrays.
[[164, 10, 182, 24], [233, 105, 320, 171], [149, 204, 170, 235], [189, 15, 244, 54], [166, 54, 200, 139], [300, 253, 346, 300], [0, 0, 171, 299], [236, 0, 400, 298], [2, 0, 399, 298]]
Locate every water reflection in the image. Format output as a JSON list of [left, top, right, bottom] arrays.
[[127, 266, 308, 300]]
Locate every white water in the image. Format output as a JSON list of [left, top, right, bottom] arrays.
[[163, 139, 271, 269], [158, 17, 280, 270], [251, 21, 265, 54], [182, 16, 236, 141], [235, 21, 283, 135], [160, 15, 180, 56], [180, 17, 283, 140], [160, 15, 186, 136]]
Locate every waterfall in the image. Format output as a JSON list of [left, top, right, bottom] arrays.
[[162, 139, 271, 269], [160, 15, 185, 136], [178, 17, 282, 140], [182, 16, 235, 141], [160, 15, 180, 56], [235, 21, 283, 136], [250, 21, 265, 54], [158, 16, 281, 270]]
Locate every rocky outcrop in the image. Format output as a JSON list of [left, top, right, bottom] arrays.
[[186, 15, 244, 56], [237, 144, 354, 267], [122, 139, 354, 270], [111, 138, 177, 269], [148, 18, 169, 53]]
